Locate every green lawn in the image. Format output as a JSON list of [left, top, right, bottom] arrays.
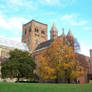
[[0, 82, 92, 92]]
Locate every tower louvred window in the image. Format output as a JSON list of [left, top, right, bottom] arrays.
[[35, 28, 39, 32], [29, 28, 31, 32], [41, 30, 45, 34]]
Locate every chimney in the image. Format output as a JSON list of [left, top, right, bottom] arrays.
[[90, 49, 92, 73]]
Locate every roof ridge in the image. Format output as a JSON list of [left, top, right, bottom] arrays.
[[23, 19, 48, 26]]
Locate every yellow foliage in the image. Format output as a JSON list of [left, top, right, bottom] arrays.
[[39, 38, 83, 80], [70, 70, 84, 78]]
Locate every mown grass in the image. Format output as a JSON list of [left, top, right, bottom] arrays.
[[0, 82, 92, 92]]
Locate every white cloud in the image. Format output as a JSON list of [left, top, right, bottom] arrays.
[[0, 0, 76, 12], [0, 15, 10, 29], [0, 0, 37, 11], [0, 14, 29, 34], [79, 42, 92, 56], [0, 35, 21, 42], [39, 0, 76, 7], [9, 37, 21, 42], [61, 14, 88, 26], [84, 27, 92, 31], [43, 0, 60, 5], [39, 0, 60, 5], [9, 0, 36, 8]]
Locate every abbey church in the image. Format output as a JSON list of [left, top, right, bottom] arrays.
[[22, 20, 92, 84], [0, 20, 92, 83], [22, 20, 74, 52]]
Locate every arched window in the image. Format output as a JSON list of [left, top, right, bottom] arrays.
[[29, 28, 31, 32], [41, 30, 45, 34], [35, 28, 39, 32]]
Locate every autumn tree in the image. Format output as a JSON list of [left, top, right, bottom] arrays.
[[39, 38, 83, 83]]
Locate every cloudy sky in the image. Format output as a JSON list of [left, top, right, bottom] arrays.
[[0, 0, 92, 56]]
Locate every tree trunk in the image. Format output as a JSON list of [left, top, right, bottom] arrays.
[[67, 78, 70, 83], [17, 74, 20, 82], [55, 71, 59, 83], [55, 78, 58, 83]]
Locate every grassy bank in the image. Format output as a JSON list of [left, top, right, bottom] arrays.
[[0, 82, 92, 92]]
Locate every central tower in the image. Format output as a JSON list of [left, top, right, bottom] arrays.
[[22, 20, 48, 51]]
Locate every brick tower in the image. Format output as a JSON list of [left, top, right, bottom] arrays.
[[22, 20, 48, 51], [50, 24, 58, 40]]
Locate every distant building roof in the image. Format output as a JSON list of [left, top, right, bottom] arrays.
[[35, 34, 65, 52], [0, 37, 29, 51], [35, 39, 54, 51], [77, 53, 90, 69]]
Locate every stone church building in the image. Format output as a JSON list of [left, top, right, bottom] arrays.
[[0, 20, 92, 83], [22, 20, 92, 84]]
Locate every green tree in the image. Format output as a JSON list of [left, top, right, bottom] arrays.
[[1, 49, 36, 81]]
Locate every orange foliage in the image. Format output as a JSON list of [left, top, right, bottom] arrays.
[[39, 38, 83, 80]]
